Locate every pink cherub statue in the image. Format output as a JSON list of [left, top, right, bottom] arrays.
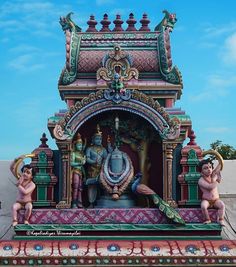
[[10, 158, 36, 227], [198, 158, 225, 226]]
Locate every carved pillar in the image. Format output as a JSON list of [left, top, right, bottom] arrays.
[[165, 98, 173, 108], [178, 130, 202, 206], [67, 99, 75, 108], [163, 142, 177, 207], [31, 133, 58, 207], [56, 141, 72, 208]]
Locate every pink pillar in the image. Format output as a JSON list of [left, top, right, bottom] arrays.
[[67, 99, 75, 108], [165, 99, 173, 108]]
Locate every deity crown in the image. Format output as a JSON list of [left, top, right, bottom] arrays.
[[75, 133, 82, 143], [94, 124, 102, 137]]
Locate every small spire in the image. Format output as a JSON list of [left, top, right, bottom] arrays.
[[113, 14, 124, 32], [126, 13, 137, 31], [139, 13, 150, 32], [39, 133, 49, 148], [100, 13, 111, 32], [187, 130, 197, 146], [86, 15, 98, 32]]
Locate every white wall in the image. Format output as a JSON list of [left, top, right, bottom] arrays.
[[0, 161, 17, 239], [218, 160, 236, 194]]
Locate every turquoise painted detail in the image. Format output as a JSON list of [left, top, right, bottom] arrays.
[[157, 30, 182, 85], [60, 33, 81, 85], [33, 151, 50, 206], [59, 13, 82, 85], [155, 10, 177, 32], [14, 223, 221, 232], [156, 11, 182, 85], [185, 149, 201, 206], [169, 114, 191, 122], [59, 12, 81, 33], [34, 152, 50, 184]]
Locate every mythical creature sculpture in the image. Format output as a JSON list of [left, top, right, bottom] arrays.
[[59, 12, 82, 33], [154, 10, 177, 32]]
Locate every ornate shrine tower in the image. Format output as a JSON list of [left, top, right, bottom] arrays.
[[2, 11, 235, 267], [48, 11, 192, 208]]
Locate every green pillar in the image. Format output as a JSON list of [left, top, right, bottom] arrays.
[[184, 149, 200, 206], [33, 151, 51, 206]]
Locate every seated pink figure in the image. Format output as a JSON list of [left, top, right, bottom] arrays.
[[198, 159, 225, 226], [10, 162, 36, 227]]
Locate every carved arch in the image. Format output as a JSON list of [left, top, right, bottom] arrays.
[[52, 90, 181, 207], [53, 90, 180, 142]]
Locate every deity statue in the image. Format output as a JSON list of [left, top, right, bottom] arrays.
[[100, 147, 185, 224], [100, 146, 134, 201], [198, 158, 225, 226], [10, 156, 36, 226], [85, 125, 108, 207], [70, 133, 86, 208]]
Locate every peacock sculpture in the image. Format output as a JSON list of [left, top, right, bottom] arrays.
[[131, 173, 185, 225]]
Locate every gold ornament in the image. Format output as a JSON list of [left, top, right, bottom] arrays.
[[13, 154, 35, 179], [202, 149, 224, 170]]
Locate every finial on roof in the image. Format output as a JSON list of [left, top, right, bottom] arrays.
[[187, 130, 197, 146], [139, 13, 150, 32], [126, 13, 137, 31], [86, 15, 98, 32], [100, 13, 111, 32], [39, 133, 49, 148], [113, 14, 124, 32]]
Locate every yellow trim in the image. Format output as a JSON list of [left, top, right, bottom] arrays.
[[202, 149, 224, 170]]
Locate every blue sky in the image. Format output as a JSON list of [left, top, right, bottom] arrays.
[[0, 0, 236, 160]]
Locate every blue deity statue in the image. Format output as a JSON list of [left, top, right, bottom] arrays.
[[100, 146, 185, 224], [85, 125, 108, 207], [100, 147, 134, 201]]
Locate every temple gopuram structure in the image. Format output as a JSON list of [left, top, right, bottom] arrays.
[[1, 11, 236, 267]]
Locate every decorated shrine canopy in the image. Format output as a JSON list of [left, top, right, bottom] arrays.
[[2, 10, 236, 267], [58, 11, 183, 104], [47, 10, 192, 211]]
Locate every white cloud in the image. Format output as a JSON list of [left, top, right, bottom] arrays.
[[8, 54, 44, 72], [222, 32, 236, 65], [208, 74, 236, 88], [199, 22, 236, 55], [204, 127, 231, 134], [9, 44, 41, 53], [0, 0, 73, 35], [203, 22, 236, 38], [190, 73, 236, 101], [7, 43, 63, 73]]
